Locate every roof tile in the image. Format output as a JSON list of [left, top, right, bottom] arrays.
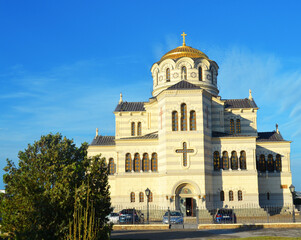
[[115, 102, 145, 112]]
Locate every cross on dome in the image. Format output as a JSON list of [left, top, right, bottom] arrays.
[[181, 32, 187, 46]]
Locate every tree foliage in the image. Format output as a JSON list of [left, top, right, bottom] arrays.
[[1, 133, 112, 240]]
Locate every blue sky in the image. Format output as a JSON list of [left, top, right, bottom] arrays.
[[1, 1, 301, 190]]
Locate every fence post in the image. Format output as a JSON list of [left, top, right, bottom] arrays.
[[133, 208, 135, 225], [196, 207, 199, 225], [168, 207, 171, 226]]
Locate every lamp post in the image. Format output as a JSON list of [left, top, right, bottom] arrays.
[[289, 184, 296, 223], [145, 188, 150, 224]]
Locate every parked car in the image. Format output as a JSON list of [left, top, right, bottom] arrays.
[[107, 212, 119, 224], [214, 208, 236, 223], [119, 209, 144, 224], [162, 210, 184, 224]]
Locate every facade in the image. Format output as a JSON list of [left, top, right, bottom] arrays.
[[88, 34, 292, 216]]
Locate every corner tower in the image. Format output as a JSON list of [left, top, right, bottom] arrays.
[[151, 32, 219, 97]]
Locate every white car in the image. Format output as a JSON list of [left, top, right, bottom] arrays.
[[108, 212, 119, 224]]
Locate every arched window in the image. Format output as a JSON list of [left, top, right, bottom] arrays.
[[181, 66, 187, 80], [134, 153, 140, 172], [131, 122, 135, 136], [125, 153, 132, 172], [240, 151, 247, 170], [166, 68, 170, 82], [213, 151, 220, 171], [181, 103, 187, 131], [259, 154, 266, 172], [220, 191, 224, 201], [172, 111, 178, 131], [211, 69, 214, 83], [222, 151, 229, 170], [151, 153, 158, 172], [149, 191, 153, 202], [276, 154, 282, 172], [238, 190, 243, 201], [230, 119, 235, 134], [130, 192, 135, 202], [139, 192, 144, 202], [267, 192, 270, 200], [231, 151, 238, 170], [236, 119, 241, 133], [137, 122, 142, 136], [229, 191, 234, 201], [198, 66, 203, 81], [267, 154, 274, 172], [189, 110, 196, 131], [142, 153, 149, 172], [108, 158, 115, 175]]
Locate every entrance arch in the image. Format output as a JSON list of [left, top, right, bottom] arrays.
[[174, 183, 198, 217]]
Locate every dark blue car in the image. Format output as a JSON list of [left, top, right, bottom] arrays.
[[119, 209, 144, 224], [214, 209, 236, 223]]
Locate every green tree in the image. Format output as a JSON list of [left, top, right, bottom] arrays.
[[1, 133, 112, 240]]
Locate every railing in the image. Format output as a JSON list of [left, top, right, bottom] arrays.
[[110, 204, 301, 225]]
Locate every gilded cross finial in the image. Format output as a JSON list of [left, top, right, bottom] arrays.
[[181, 32, 187, 46]]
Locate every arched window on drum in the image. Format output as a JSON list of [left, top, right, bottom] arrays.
[[166, 68, 170, 82], [181, 66, 187, 80]]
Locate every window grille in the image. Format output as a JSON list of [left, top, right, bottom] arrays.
[[231, 151, 238, 170], [236, 119, 241, 133], [238, 190, 243, 201], [166, 68, 170, 82], [230, 119, 235, 134], [229, 191, 234, 201], [190, 110, 196, 131], [125, 153, 132, 172], [137, 122, 142, 136], [222, 151, 229, 170], [172, 111, 178, 131], [240, 151, 247, 170], [130, 192, 135, 202], [213, 151, 220, 171], [181, 103, 187, 131], [134, 153, 140, 172], [139, 192, 144, 202], [151, 153, 158, 172], [131, 122, 135, 136], [142, 153, 149, 172]]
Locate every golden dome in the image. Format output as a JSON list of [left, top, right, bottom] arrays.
[[160, 45, 209, 61]]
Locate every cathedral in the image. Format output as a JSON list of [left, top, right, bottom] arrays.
[[87, 33, 293, 216]]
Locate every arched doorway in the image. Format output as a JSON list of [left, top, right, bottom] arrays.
[[175, 183, 197, 217]]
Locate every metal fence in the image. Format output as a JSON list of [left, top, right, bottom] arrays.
[[111, 204, 301, 225]]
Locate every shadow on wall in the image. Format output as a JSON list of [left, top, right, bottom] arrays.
[[257, 146, 284, 214]]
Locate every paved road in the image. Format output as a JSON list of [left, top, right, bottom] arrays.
[[111, 228, 301, 239]]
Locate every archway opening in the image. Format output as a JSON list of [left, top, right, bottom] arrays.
[[175, 183, 197, 217]]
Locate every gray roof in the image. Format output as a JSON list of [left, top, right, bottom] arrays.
[[224, 98, 258, 109], [257, 131, 286, 142], [167, 80, 200, 90], [212, 131, 253, 138], [115, 101, 145, 112], [90, 136, 115, 146], [120, 132, 158, 140]]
